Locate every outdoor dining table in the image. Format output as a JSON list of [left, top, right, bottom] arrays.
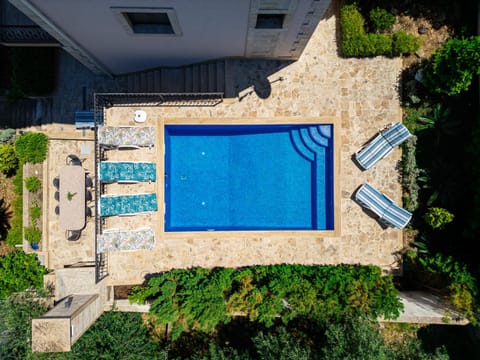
[[59, 165, 86, 231]]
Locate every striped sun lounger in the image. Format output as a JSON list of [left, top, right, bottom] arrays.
[[99, 193, 158, 217], [99, 161, 156, 183], [354, 183, 412, 229], [355, 122, 412, 170]]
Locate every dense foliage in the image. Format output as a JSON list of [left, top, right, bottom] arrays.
[[0, 291, 50, 360], [368, 7, 395, 33], [57, 311, 166, 360], [0, 128, 17, 145], [340, 3, 420, 57], [187, 318, 448, 360], [405, 251, 478, 324], [14, 132, 49, 164], [0, 144, 18, 175], [6, 168, 23, 246], [0, 250, 47, 299], [423, 207, 455, 230], [422, 36, 480, 95], [129, 265, 402, 340], [24, 176, 41, 192]]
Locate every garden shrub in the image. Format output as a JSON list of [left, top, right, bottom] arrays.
[[406, 252, 478, 324], [5, 196, 22, 246], [422, 36, 480, 95], [340, 2, 420, 58], [29, 205, 41, 222], [14, 132, 48, 164], [0, 250, 46, 299], [129, 264, 402, 340], [0, 128, 16, 144], [401, 136, 423, 212], [24, 225, 41, 244], [423, 207, 455, 230], [392, 30, 422, 56], [6, 168, 23, 246], [0, 144, 18, 175], [24, 175, 41, 192], [369, 7, 395, 33]]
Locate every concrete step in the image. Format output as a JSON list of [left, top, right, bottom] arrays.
[[122, 59, 226, 95]]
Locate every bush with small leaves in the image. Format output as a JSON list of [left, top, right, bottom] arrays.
[[423, 36, 480, 95], [24, 176, 41, 192], [24, 225, 41, 244], [423, 207, 455, 230], [0, 251, 46, 299], [29, 205, 41, 222], [0, 144, 18, 175], [369, 7, 395, 33], [392, 30, 422, 56], [0, 128, 16, 144], [14, 132, 49, 164]]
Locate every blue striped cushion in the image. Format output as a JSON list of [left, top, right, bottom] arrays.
[[355, 183, 412, 229]]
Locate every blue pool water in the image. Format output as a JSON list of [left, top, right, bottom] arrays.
[[164, 124, 334, 231]]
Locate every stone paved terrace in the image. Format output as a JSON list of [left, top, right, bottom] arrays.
[[37, 0, 406, 286]]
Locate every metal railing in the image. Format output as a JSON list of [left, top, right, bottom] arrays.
[[0, 25, 57, 44], [95, 92, 224, 108]]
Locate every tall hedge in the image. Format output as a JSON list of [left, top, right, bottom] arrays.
[[129, 264, 402, 340]]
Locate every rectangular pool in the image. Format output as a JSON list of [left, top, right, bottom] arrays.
[[164, 124, 334, 231]]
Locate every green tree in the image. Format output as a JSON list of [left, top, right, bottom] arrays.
[[423, 36, 480, 95], [253, 326, 311, 360], [59, 311, 166, 360], [321, 317, 449, 360], [0, 250, 47, 299], [0, 291, 50, 360]]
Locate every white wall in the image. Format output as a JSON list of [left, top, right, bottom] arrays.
[[28, 0, 251, 74], [14, 0, 330, 74]]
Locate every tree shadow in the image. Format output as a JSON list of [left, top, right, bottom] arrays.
[[417, 324, 480, 360], [0, 198, 12, 240]]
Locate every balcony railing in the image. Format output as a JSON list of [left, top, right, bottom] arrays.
[[0, 25, 57, 44]]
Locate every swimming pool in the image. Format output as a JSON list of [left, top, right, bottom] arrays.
[[164, 124, 334, 231]]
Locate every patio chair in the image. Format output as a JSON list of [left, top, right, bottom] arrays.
[[354, 182, 412, 229], [55, 205, 60, 215], [54, 191, 60, 201], [66, 154, 82, 166], [85, 190, 93, 202], [85, 175, 93, 188], [65, 230, 82, 241], [53, 176, 60, 189], [354, 122, 412, 170]]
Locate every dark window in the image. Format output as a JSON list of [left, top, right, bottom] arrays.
[[124, 12, 174, 34], [255, 14, 285, 29]]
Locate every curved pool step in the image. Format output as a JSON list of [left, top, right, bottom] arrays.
[[290, 129, 315, 161], [308, 126, 330, 147], [299, 127, 324, 155]]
